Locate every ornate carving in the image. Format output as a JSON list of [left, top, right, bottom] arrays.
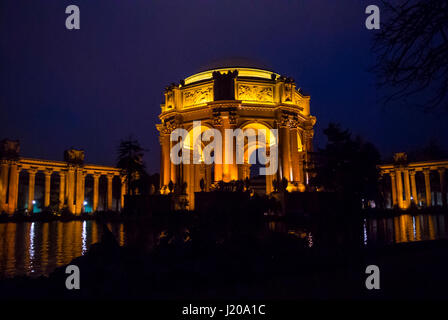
[[183, 86, 213, 106], [290, 116, 299, 128], [165, 90, 174, 109], [393, 152, 408, 164], [279, 114, 290, 128], [0, 139, 20, 160], [64, 149, 85, 165], [229, 111, 238, 125], [238, 84, 273, 102], [166, 120, 177, 133], [283, 83, 293, 102], [212, 111, 223, 126]]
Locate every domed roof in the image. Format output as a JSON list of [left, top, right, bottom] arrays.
[[196, 57, 274, 73]]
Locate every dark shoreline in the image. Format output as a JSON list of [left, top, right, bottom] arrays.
[[1, 206, 447, 224]]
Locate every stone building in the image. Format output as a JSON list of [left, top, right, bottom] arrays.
[[157, 61, 316, 209]]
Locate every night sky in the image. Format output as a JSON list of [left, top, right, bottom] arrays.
[[1, 0, 447, 173]]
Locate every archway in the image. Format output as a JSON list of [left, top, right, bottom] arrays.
[[240, 122, 277, 194]]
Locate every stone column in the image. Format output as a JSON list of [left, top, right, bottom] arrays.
[[120, 176, 126, 210], [404, 169, 411, 208], [279, 124, 292, 182], [44, 169, 52, 208], [160, 133, 171, 188], [222, 118, 232, 182], [0, 161, 9, 212], [423, 168, 432, 207], [67, 167, 75, 214], [107, 174, 113, 211], [410, 170, 418, 206], [390, 171, 398, 207], [170, 138, 177, 184], [213, 124, 223, 182], [58, 171, 66, 209], [229, 114, 239, 181], [93, 173, 100, 212], [395, 169, 404, 209], [222, 129, 230, 182], [289, 126, 301, 183], [439, 168, 446, 207], [28, 169, 37, 213], [7, 162, 19, 214], [75, 169, 85, 214]]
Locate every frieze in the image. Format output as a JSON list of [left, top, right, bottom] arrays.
[[238, 84, 273, 102], [183, 86, 213, 107]]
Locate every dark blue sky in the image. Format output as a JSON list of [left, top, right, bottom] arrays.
[[1, 0, 447, 173]]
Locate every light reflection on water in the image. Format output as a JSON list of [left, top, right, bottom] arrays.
[[0, 221, 158, 279], [0, 213, 447, 279], [365, 213, 448, 245]]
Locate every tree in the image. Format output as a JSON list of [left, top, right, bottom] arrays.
[[116, 137, 146, 196], [372, 0, 448, 111], [310, 123, 381, 203]]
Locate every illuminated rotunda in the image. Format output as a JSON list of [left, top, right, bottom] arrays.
[[157, 60, 316, 209]]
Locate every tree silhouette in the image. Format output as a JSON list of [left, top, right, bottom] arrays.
[[372, 0, 448, 111], [310, 123, 381, 203], [116, 136, 146, 196]]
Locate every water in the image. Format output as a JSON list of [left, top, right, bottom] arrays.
[[0, 213, 447, 279], [0, 220, 159, 279], [364, 213, 448, 246]]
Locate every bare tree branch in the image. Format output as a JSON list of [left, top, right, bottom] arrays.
[[372, 0, 448, 111]]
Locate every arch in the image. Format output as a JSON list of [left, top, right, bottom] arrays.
[[182, 123, 215, 151], [240, 121, 277, 148], [240, 121, 277, 164]]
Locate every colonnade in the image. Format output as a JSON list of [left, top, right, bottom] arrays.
[[0, 158, 125, 215], [379, 156, 448, 209]]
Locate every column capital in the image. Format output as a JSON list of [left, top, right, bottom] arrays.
[[438, 167, 446, 174], [212, 113, 223, 126], [44, 168, 53, 176], [58, 170, 66, 177], [228, 112, 238, 126], [389, 171, 396, 178], [423, 167, 431, 175], [409, 170, 416, 176], [28, 168, 38, 175], [278, 116, 291, 128], [93, 172, 101, 179]]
